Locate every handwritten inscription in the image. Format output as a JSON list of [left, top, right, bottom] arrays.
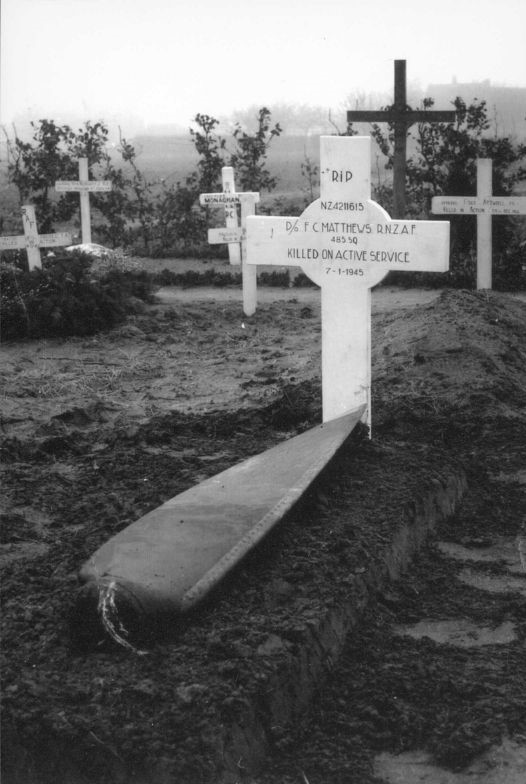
[[0, 235, 26, 249], [277, 165, 425, 279], [331, 169, 353, 182], [208, 227, 245, 244], [201, 194, 243, 205], [288, 247, 410, 263], [286, 220, 416, 235], [247, 138, 449, 294], [55, 180, 112, 193], [280, 194, 419, 277], [432, 196, 526, 216], [200, 192, 260, 206], [1, 204, 72, 270], [320, 201, 364, 211], [246, 134, 450, 424]]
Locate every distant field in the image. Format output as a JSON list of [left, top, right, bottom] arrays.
[[0, 133, 395, 237], [0, 135, 325, 230], [128, 133, 323, 199]]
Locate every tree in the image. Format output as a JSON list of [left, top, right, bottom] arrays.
[[3, 119, 112, 233], [3, 119, 131, 243], [229, 107, 282, 192], [369, 98, 526, 287], [2, 108, 285, 259], [115, 131, 155, 254], [300, 149, 319, 204], [161, 108, 284, 255], [189, 113, 226, 194]]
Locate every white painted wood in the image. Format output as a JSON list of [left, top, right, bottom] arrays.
[[20, 206, 42, 270], [246, 136, 450, 427], [54, 158, 112, 244], [240, 194, 257, 317], [432, 196, 526, 216], [321, 286, 371, 422], [22, 206, 72, 269], [321, 134, 371, 203], [35, 232, 73, 248], [79, 158, 91, 244], [55, 181, 113, 193], [199, 192, 260, 205], [0, 205, 72, 270], [200, 173, 259, 316], [208, 227, 245, 244], [431, 159, 526, 291], [477, 159, 493, 290], [221, 167, 241, 265], [0, 235, 27, 250]]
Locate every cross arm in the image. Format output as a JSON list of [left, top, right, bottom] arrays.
[[37, 232, 72, 248], [347, 110, 396, 123], [432, 195, 526, 216], [0, 235, 27, 250], [347, 109, 456, 126], [246, 212, 450, 282], [199, 192, 259, 206], [410, 110, 457, 123], [246, 216, 311, 267], [55, 181, 112, 192]]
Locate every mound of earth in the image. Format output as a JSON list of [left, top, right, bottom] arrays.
[[1, 288, 525, 783]]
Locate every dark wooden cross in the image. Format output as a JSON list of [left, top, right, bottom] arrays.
[[347, 60, 456, 218]]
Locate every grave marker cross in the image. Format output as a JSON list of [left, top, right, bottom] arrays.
[[55, 158, 112, 244], [347, 60, 456, 217], [0, 205, 72, 270], [200, 171, 260, 315], [246, 135, 450, 428], [432, 158, 526, 289]]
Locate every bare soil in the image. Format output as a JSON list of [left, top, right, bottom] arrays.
[[1, 284, 526, 783]]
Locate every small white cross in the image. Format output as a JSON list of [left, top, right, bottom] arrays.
[[55, 158, 112, 244], [200, 169, 260, 315], [0, 205, 72, 270], [432, 159, 526, 289], [246, 136, 450, 428]]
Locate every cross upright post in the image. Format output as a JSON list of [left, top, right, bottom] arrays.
[[55, 158, 112, 244], [221, 167, 242, 265], [246, 135, 450, 429], [200, 174, 260, 316], [347, 60, 457, 218], [0, 205, 72, 270]]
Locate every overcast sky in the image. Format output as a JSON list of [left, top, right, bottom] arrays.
[[1, 0, 525, 129]]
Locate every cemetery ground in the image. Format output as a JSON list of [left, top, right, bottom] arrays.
[[1, 266, 526, 784]]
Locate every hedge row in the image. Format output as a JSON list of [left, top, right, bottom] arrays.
[[0, 257, 155, 342]]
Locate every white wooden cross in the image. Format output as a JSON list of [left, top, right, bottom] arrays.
[[199, 168, 260, 316], [432, 159, 526, 290], [246, 135, 450, 427], [0, 205, 72, 270], [55, 158, 112, 244]]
